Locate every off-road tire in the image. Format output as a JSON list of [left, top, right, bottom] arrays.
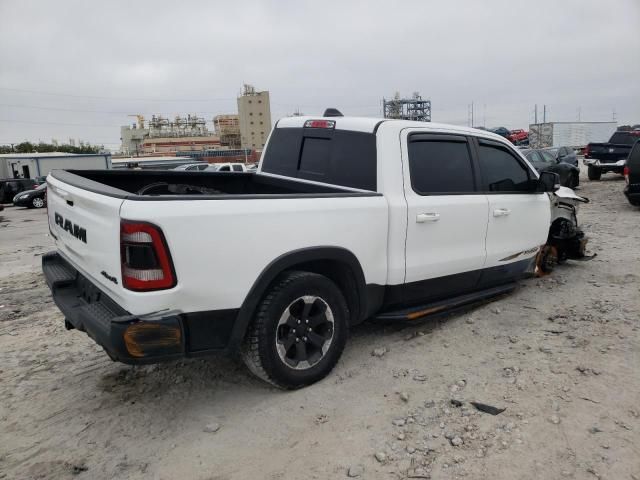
[[587, 166, 601, 181], [241, 271, 349, 389]]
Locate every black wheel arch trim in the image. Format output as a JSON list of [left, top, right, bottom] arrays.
[[228, 246, 370, 350]]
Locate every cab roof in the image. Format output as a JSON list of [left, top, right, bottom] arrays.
[[275, 115, 508, 142]]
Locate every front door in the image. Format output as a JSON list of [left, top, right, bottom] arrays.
[[474, 138, 550, 283], [401, 131, 489, 304]]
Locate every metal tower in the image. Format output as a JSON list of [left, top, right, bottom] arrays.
[[383, 92, 431, 122]]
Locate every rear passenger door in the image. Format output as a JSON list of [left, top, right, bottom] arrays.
[[473, 138, 549, 278], [401, 132, 489, 303]]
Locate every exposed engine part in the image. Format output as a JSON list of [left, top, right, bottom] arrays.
[[539, 186, 593, 275], [137, 182, 224, 196], [547, 216, 588, 264], [535, 245, 558, 276]]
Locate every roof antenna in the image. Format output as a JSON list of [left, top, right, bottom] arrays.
[[323, 108, 343, 117]]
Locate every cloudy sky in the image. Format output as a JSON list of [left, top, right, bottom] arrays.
[[0, 0, 638, 150]]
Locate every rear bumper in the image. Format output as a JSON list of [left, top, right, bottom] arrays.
[[42, 252, 238, 364], [583, 158, 626, 171]]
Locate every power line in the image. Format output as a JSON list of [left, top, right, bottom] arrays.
[[0, 103, 235, 115], [0, 86, 234, 103], [0, 119, 122, 127]]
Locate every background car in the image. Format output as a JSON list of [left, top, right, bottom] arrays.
[[13, 183, 47, 209], [173, 162, 210, 171], [624, 141, 640, 206], [507, 129, 529, 145], [0, 179, 40, 203], [543, 146, 578, 167], [205, 162, 248, 172], [490, 127, 510, 138], [521, 149, 580, 188]]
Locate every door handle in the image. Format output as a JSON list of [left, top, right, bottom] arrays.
[[417, 212, 440, 223], [493, 208, 511, 217]]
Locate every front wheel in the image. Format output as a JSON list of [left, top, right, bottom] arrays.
[[241, 271, 349, 389], [587, 166, 601, 181]]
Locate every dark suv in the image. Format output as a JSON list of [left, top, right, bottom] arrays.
[[0, 179, 41, 204], [624, 141, 640, 206]]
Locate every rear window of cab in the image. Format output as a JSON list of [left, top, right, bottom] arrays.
[[261, 127, 377, 191]]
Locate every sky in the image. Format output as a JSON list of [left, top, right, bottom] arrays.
[[0, 0, 638, 151]]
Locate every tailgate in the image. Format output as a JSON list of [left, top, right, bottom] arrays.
[[589, 143, 631, 162], [47, 174, 124, 299]]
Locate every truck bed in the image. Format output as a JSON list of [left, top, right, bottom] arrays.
[[50, 169, 376, 200]]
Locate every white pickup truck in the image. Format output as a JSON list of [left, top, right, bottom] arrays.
[[43, 113, 560, 388]]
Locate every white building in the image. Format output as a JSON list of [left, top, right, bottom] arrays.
[[0, 152, 112, 180]]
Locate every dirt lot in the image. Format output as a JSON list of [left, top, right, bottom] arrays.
[[1, 172, 638, 480]]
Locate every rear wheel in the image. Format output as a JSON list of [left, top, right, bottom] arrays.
[[568, 172, 579, 188], [241, 271, 349, 389], [587, 166, 601, 181]]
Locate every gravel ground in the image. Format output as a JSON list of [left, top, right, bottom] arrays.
[[0, 171, 638, 480]]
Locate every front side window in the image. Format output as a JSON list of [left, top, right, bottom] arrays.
[[477, 141, 532, 192], [408, 138, 475, 194]]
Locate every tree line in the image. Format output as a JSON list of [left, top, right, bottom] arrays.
[[0, 142, 105, 155]]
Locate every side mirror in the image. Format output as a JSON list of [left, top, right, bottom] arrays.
[[538, 171, 560, 192]]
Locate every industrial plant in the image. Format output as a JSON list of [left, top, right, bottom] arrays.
[[119, 84, 272, 157], [383, 92, 432, 122]]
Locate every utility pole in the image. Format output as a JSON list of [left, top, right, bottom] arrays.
[[577, 107, 581, 122], [471, 101, 474, 127], [534, 104, 538, 124], [612, 108, 616, 122], [543, 105, 546, 123]]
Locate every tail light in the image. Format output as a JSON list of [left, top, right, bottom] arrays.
[[120, 221, 176, 291], [584, 145, 591, 158], [624, 165, 630, 185]]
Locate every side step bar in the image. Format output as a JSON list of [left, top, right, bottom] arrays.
[[375, 283, 517, 321]]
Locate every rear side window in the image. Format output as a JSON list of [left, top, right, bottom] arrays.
[[477, 141, 532, 192], [539, 151, 557, 164], [525, 151, 541, 163], [261, 127, 377, 191], [232, 164, 243, 172], [408, 137, 475, 194]]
